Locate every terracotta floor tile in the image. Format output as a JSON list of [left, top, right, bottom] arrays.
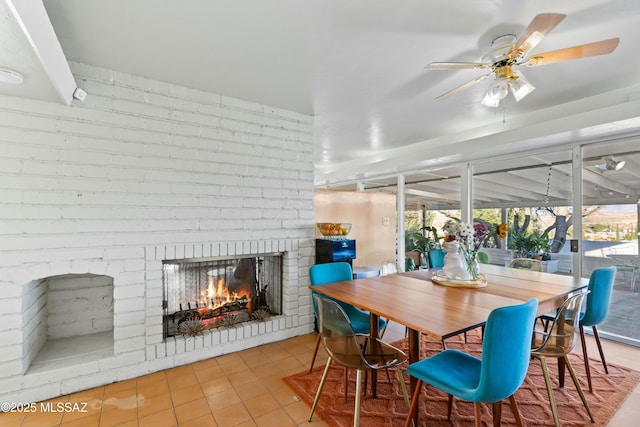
[[205, 389, 241, 411], [219, 359, 250, 376], [137, 379, 169, 399], [174, 397, 211, 424], [200, 376, 233, 396], [0, 411, 27, 427], [253, 407, 296, 427], [170, 383, 204, 407], [21, 410, 64, 427], [137, 393, 173, 419], [210, 401, 252, 426], [177, 413, 217, 427], [104, 379, 136, 397], [165, 368, 198, 390], [194, 364, 225, 383], [99, 407, 137, 427], [242, 393, 280, 418], [136, 371, 166, 387], [234, 380, 268, 401], [60, 413, 100, 427], [137, 407, 176, 427], [226, 369, 259, 388]]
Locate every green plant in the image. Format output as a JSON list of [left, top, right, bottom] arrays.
[[509, 230, 551, 258], [405, 226, 441, 254]]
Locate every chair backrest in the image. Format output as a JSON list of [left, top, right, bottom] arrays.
[[473, 298, 538, 403], [313, 294, 364, 369], [381, 261, 398, 275], [310, 262, 353, 285], [532, 288, 589, 356], [477, 251, 489, 264], [580, 266, 616, 326], [309, 262, 354, 317], [428, 249, 445, 269], [509, 258, 542, 271]]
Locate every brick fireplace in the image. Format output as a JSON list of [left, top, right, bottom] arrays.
[[0, 63, 315, 404]]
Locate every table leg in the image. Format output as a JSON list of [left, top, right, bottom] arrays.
[[370, 313, 379, 397], [408, 328, 420, 425]]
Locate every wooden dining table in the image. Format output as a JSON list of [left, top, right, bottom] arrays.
[[309, 263, 588, 398]]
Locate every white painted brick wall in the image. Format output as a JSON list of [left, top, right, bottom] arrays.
[[46, 275, 114, 339], [0, 62, 316, 404]]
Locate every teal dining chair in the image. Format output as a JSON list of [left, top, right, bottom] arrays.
[[579, 266, 616, 392], [308, 262, 387, 373], [403, 298, 538, 427], [428, 248, 445, 269]]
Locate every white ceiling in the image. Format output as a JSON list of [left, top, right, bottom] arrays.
[[3, 0, 640, 207]]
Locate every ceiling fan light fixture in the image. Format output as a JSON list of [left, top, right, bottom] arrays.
[[509, 71, 535, 102], [481, 78, 509, 108]]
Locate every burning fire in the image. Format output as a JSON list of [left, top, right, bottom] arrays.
[[195, 276, 248, 315]]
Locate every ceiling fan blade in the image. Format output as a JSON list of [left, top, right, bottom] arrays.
[[436, 74, 491, 100], [524, 38, 620, 67], [509, 13, 566, 57], [426, 62, 491, 70]]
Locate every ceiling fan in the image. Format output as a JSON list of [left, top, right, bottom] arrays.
[[426, 13, 620, 107]]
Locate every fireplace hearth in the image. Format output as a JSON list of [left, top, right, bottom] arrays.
[[162, 254, 282, 338]]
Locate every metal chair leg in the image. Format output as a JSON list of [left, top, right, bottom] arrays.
[[354, 369, 363, 427], [565, 355, 595, 422], [539, 356, 561, 427], [309, 358, 332, 421]]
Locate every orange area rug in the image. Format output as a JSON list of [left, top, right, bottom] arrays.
[[284, 331, 639, 426]]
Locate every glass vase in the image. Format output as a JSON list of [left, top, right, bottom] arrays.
[[462, 251, 481, 281]]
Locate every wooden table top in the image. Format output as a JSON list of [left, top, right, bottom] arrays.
[[309, 264, 588, 339]]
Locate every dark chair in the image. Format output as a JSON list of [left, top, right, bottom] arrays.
[[309, 295, 409, 427], [309, 262, 387, 373], [579, 266, 616, 392], [531, 288, 594, 427], [403, 298, 538, 427]]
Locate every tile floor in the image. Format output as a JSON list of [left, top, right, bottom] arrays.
[[0, 321, 638, 427]]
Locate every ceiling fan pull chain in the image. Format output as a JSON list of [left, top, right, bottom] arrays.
[[544, 166, 552, 204]]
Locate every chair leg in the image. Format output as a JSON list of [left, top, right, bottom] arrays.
[[309, 334, 321, 373], [592, 325, 609, 374], [353, 369, 363, 427], [403, 380, 423, 427], [309, 358, 332, 422], [564, 355, 595, 422], [509, 395, 523, 427], [345, 367, 349, 401], [447, 394, 453, 419], [492, 401, 502, 427], [579, 325, 593, 392], [396, 368, 410, 410], [474, 402, 482, 427], [538, 356, 561, 427]]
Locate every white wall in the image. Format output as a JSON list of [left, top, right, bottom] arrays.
[[0, 63, 316, 403]]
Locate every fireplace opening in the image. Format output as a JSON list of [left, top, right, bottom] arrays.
[[162, 253, 283, 339]]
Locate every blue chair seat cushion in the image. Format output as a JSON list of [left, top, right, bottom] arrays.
[[407, 349, 482, 401]]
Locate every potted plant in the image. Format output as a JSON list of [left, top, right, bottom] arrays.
[[405, 226, 442, 270]]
